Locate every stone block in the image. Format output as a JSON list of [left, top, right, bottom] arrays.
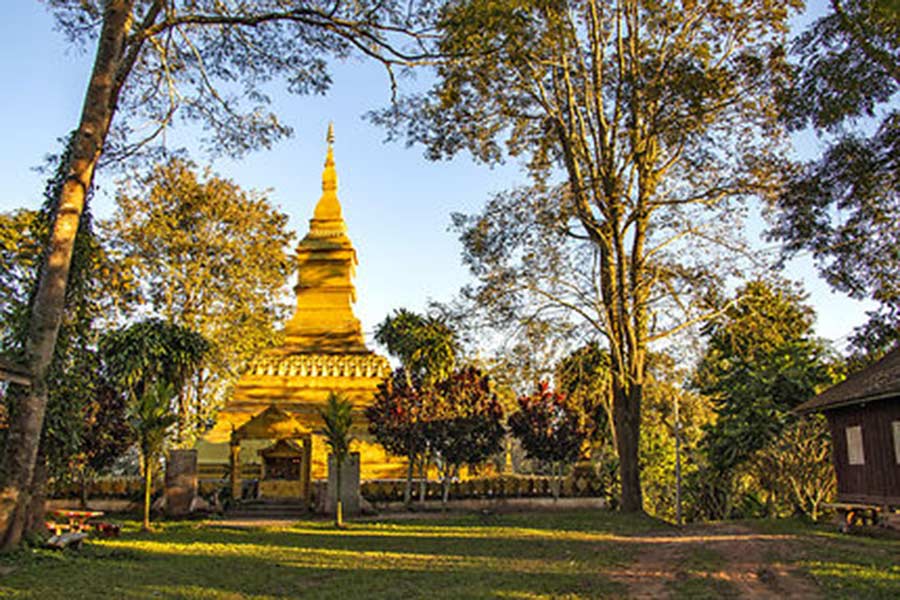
[[165, 449, 198, 517], [325, 452, 360, 516]]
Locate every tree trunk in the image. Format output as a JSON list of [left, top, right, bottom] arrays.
[[404, 453, 414, 507], [441, 471, 450, 509], [552, 462, 561, 502], [80, 473, 89, 510], [23, 450, 49, 537], [335, 458, 343, 528], [143, 454, 153, 531], [418, 455, 427, 504], [614, 381, 643, 513], [176, 391, 186, 446], [0, 0, 135, 550]]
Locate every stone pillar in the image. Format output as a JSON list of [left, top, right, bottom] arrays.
[[165, 449, 198, 517], [230, 440, 241, 502], [326, 452, 360, 516]]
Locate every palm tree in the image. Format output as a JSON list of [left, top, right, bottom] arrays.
[[101, 319, 207, 531], [129, 381, 177, 531], [319, 392, 354, 527]]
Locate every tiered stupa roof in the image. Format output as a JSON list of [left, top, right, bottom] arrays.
[[198, 127, 397, 481]]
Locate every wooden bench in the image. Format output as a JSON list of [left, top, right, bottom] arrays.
[[826, 502, 900, 532], [45, 532, 88, 550]]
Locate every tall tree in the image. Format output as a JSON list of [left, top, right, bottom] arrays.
[[692, 279, 833, 519], [366, 369, 431, 506], [0, 138, 126, 542], [1, 0, 436, 548], [381, 0, 797, 511], [770, 0, 899, 361], [103, 157, 295, 442], [101, 319, 208, 530], [427, 366, 504, 505], [374, 308, 457, 503]]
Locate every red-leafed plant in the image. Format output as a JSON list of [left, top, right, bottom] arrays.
[[508, 382, 587, 500]]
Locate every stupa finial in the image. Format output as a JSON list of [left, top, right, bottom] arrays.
[[313, 122, 342, 221]]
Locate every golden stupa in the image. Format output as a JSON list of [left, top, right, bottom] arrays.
[[197, 126, 403, 497]]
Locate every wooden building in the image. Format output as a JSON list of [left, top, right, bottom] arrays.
[[796, 346, 900, 519]]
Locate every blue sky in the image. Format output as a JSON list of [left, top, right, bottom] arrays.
[[0, 2, 874, 353]]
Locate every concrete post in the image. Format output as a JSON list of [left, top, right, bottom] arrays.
[[326, 452, 360, 516], [165, 449, 198, 517]]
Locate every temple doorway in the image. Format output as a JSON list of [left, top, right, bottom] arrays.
[[230, 404, 312, 504]]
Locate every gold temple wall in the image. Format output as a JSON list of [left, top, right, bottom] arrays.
[[196, 127, 406, 485]]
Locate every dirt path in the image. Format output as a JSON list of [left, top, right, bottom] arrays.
[[608, 523, 820, 599]]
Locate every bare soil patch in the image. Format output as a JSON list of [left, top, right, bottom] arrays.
[[608, 522, 820, 599]]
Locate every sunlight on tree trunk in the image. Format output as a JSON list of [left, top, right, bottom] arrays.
[[0, 0, 134, 550], [404, 458, 414, 507], [335, 456, 344, 529], [143, 455, 153, 532]]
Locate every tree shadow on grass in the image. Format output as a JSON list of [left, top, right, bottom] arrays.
[[0, 511, 673, 599], [0, 540, 625, 599], [157, 522, 633, 566]]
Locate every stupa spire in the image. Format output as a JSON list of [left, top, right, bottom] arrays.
[[314, 122, 342, 221]]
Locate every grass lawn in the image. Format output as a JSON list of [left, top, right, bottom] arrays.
[[746, 518, 900, 599], [0, 510, 896, 599]]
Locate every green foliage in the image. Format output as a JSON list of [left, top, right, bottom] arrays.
[[319, 392, 354, 467], [639, 354, 715, 522], [750, 415, 836, 521], [102, 158, 294, 439], [101, 318, 209, 406], [556, 343, 612, 443], [319, 391, 354, 526], [692, 279, 835, 519], [0, 210, 43, 331], [129, 381, 178, 465], [771, 0, 900, 360], [378, 0, 800, 512], [0, 136, 125, 482], [129, 380, 177, 530], [48, 1, 438, 160], [375, 309, 458, 387]]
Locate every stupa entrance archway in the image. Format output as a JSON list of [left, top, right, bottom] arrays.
[[230, 404, 312, 504]]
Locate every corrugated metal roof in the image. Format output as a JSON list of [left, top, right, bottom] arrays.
[[796, 345, 900, 413]]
